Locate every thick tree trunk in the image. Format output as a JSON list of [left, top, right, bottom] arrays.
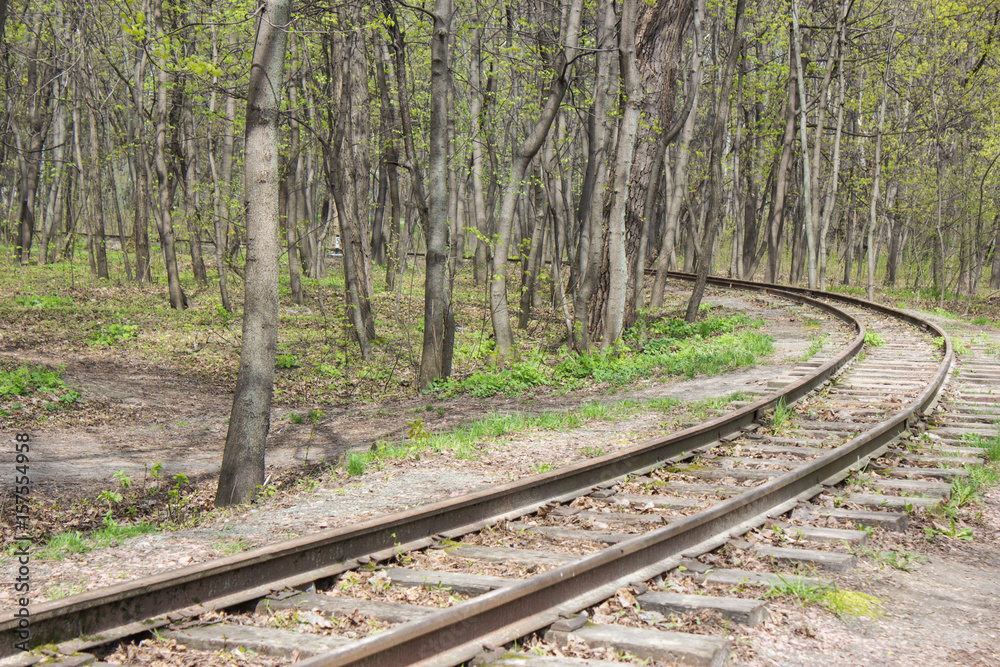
[[572, 0, 616, 353], [650, 2, 702, 308], [601, 0, 644, 344], [589, 0, 691, 336], [418, 0, 456, 388], [216, 0, 290, 508]]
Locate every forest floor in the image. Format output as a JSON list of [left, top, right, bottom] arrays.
[[1, 263, 999, 664]]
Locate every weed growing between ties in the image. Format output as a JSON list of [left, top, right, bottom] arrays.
[[765, 576, 885, 620], [917, 430, 1000, 544]]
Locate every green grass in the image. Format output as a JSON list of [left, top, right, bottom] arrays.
[[431, 314, 773, 398], [863, 331, 885, 347], [28, 520, 159, 561], [89, 322, 139, 346], [764, 574, 830, 606], [338, 395, 695, 475], [963, 431, 1000, 462], [803, 333, 827, 361], [772, 398, 794, 431], [0, 363, 68, 397], [822, 589, 885, 619], [855, 545, 926, 571]]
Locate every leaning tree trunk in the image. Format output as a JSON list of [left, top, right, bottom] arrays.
[[489, 0, 585, 360], [216, 0, 291, 508]]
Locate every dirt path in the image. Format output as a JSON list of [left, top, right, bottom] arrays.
[[1, 288, 825, 500]]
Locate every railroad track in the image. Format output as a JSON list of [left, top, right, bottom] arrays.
[[5, 276, 994, 667]]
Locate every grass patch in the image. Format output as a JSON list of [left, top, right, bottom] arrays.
[[822, 589, 885, 619], [0, 362, 81, 419], [0, 363, 69, 398], [803, 333, 827, 361], [855, 545, 926, 571], [963, 431, 1000, 463], [339, 396, 693, 475], [771, 398, 794, 432], [432, 313, 773, 398], [29, 520, 159, 561], [764, 574, 831, 606], [863, 331, 885, 347], [89, 322, 139, 346]]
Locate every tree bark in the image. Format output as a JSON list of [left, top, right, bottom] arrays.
[[685, 0, 744, 321], [153, 0, 187, 308], [216, 0, 291, 508], [489, 0, 584, 360], [650, 0, 703, 308], [601, 0, 644, 344], [419, 0, 455, 388]]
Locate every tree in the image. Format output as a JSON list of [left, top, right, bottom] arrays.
[[216, 0, 291, 508]]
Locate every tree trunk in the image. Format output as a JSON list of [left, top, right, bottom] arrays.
[[589, 0, 691, 336], [601, 0, 644, 344], [651, 1, 703, 307], [285, 72, 303, 305], [15, 13, 48, 266], [376, 39, 402, 291], [153, 0, 186, 308], [209, 25, 234, 311], [572, 0, 616, 352], [131, 36, 152, 283], [216, 0, 291, 508], [489, 0, 584, 360], [181, 79, 207, 285], [685, 0, 744, 320], [867, 21, 894, 301], [766, 56, 797, 284]]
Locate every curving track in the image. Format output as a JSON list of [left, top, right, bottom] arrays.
[[0, 276, 962, 666]]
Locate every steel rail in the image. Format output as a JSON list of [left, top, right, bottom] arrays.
[[292, 283, 953, 667], [0, 281, 875, 658]]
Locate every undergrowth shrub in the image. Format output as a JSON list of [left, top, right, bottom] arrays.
[[440, 313, 773, 398], [90, 322, 139, 346], [0, 364, 67, 397]]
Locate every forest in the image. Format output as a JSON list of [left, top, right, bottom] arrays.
[[3, 0, 1000, 502]]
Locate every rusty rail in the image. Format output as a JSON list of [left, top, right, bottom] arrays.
[[0, 278, 948, 663]]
